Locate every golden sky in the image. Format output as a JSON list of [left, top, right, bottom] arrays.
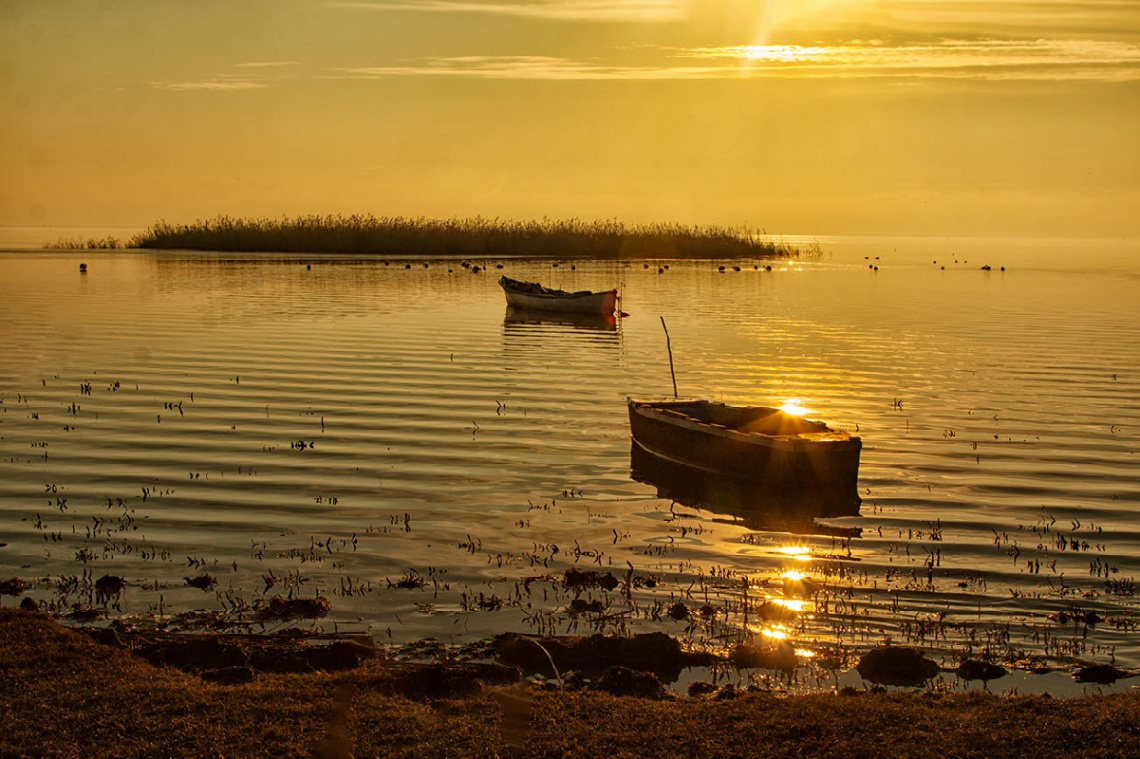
[[2, 0, 1138, 236]]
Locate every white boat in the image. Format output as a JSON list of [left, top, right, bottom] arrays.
[[498, 276, 617, 316]]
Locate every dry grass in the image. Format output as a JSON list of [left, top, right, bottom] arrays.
[[44, 215, 803, 259], [3, 609, 1139, 758]]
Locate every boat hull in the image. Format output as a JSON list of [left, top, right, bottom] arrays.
[[499, 277, 617, 315], [627, 399, 862, 509]]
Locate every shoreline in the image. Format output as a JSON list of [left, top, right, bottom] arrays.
[[3, 609, 1139, 757]]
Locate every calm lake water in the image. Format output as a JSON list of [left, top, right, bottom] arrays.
[[1, 236, 1138, 692]]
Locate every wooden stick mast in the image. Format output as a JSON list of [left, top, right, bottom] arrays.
[[660, 316, 678, 398]]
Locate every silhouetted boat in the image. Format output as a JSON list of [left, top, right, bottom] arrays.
[[499, 276, 618, 316], [627, 398, 862, 511], [503, 306, 617, 332]]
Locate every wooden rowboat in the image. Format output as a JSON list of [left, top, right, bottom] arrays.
[[628, 398, 862, 510], [499, 276, 618, 316]]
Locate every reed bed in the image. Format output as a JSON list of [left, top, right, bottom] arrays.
[[96, 215, 800, 259], [44, 235, 126, 250]]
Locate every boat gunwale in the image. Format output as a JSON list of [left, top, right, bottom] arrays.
[[498, 276, 617, 301]]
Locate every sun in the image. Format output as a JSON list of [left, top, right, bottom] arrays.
[[779, 399, 810, 416]]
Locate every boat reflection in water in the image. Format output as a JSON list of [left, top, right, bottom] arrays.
[[503, 306, 618, 333], [630, 443, 862, 537]]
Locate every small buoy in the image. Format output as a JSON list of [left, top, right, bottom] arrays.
[[79, 263, 88, 272]]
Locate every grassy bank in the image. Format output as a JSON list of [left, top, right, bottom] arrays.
[[3, 610, 1139, 758], [48, 215, 805, 259]]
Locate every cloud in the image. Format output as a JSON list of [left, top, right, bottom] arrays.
[[329, 0, 685, 22], [335, 38, 1140, 82], [159, 81, 269, 91], [155, 63, 301, 92], [752, 37, 1140, 82], [872, 0, 1140, 35], [235, 61, 301, 69], [340, 55, 710, 79]]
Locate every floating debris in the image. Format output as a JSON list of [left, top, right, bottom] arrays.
[[0, 577, 32, 597], [94, 575, 126, 605], [254, 595, 331, 624], [563, 568, 618, 593], [567, 599, 604, 615], [184, 574, 218, 592]]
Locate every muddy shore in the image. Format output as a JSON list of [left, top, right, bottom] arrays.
[[3, 609, 1139, 758]]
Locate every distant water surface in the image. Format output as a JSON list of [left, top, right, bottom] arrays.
[[1, 238, 1137, 693]]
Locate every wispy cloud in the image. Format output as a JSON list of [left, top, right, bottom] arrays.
[[340, 55, 706, 79], [751, 36, 1140, 82], [329, 0, 685, 22], [873, 0, 1140, 35], [159, 80, 269, 91], [155, 63, 301, 92], [336, 38, 1140, 82], [235, 61, 301, 69]]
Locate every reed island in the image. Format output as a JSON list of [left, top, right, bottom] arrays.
[[47, 214, 808, 259]]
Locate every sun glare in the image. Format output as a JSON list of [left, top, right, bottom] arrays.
[[780, 400, 809, 416], [743, 45, 828, 63], [776, 545, 813, 561], [760, 625, 789, 640], [780, 569, 807, 582], [770, 598, 809, 613]]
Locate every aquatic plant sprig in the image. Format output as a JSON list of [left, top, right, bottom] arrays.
[[120, 214, 801, 259]]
